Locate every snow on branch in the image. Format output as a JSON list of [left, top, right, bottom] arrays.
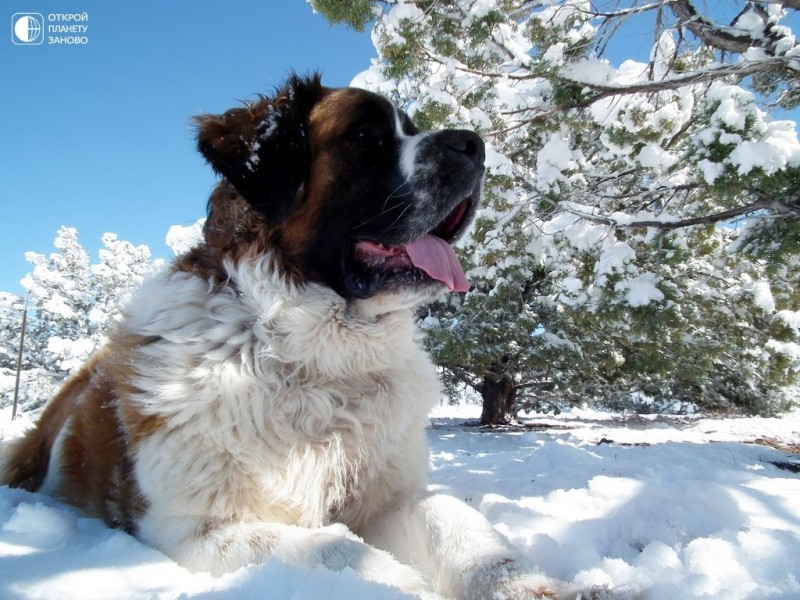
[[562, 56, 795, 99], [557, 197, 798, 232], [669, 0, 795, 55]]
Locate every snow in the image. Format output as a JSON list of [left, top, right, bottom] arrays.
[[650, 32, 676, 81], [466, 0, 496, 22], [45, 336, 96, 372], [696, 158, 725, 184], [535, 134, 581, 192], [767, 339, 800, 364], [2, 404, 799, 599], [729, 125, 800, 176], [615, 272, 664, 308], [562, 57, 616, 87], [594, 242, 636, 278], [377, 1, 428, 47], [748, 280, 777, 313], [385, 2, 426, 27], [165, 219, 205, 257], [636, 143, 675, 172], [735, 10, 767, 36], [777, 310, 800, 332], [694, 83, 800, 180], [711, 96, 749, 131]]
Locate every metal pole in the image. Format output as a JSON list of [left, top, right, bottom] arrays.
[[12, 292, 30, 420]]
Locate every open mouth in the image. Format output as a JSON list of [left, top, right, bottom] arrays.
[[346, 197, 475, 298]]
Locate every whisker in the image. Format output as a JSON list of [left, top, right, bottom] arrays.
[[381, 183, 412, 213], [385, 202, 414, 231], [353, 184, 415, 230]]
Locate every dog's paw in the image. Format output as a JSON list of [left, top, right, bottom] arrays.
[[465, 564, 623, 600], [490, 579, 623, 600], [462, 560, 557, 600], [559, 587, 627, 600], [489, 576, 560, 599]]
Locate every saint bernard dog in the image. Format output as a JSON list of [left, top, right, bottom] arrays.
[[1, 75, 570, 600]]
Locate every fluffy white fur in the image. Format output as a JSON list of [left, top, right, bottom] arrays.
[[104, 256, 553, 599]]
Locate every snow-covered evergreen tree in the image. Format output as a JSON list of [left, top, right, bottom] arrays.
[[313, 0, 800, 419], [0, 227, 157, 413]]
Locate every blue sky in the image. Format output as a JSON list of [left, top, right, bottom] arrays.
[[2, 1, 374, 294]]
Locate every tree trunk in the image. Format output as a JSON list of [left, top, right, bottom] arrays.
[[480, 364, 516, 425]]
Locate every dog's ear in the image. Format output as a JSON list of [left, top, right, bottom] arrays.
[[194, 73, 324, 223]]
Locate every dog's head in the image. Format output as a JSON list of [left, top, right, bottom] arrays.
[[194, 74, 484, 305]]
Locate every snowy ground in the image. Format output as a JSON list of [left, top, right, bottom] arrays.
[[1, 403, 799, 600]]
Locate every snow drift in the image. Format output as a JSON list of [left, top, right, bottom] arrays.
[[1, 405, 799, 599]]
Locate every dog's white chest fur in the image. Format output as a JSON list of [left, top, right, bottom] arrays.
[[122, 257, 438, 535]]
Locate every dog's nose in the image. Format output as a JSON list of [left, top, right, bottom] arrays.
[[436, 130, 485, 169]]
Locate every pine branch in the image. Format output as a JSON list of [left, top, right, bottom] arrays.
[[441, 364, 484, 395], [513, 378, 554, 393]]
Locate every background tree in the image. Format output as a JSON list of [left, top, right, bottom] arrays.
[[314, 0, 800, 421], [0, 227, 157, 413]]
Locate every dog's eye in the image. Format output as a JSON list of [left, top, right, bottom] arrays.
[[350, 123, 391, 147]]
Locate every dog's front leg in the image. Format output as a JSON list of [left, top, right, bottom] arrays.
[[360, 493, 558, 600], [139, 516, 444, 599]]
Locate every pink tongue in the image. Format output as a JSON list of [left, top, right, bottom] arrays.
[[404, 235, 470, 292]]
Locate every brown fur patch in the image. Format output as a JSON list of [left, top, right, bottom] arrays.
[[1, 356, 97, 492], [106, 332, 167, 450], [172, 182, 307, 285], [3, 347, 148, 531], [265, 89, 378, 270], [176, 87, 376, 287]]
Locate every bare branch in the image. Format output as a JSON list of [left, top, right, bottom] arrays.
[[591, 1, 665, 20], [670, 0, 762, 53], [624, 200, 771, 229], [565, 56, 792, 99], [558, 197, 799, 232]]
